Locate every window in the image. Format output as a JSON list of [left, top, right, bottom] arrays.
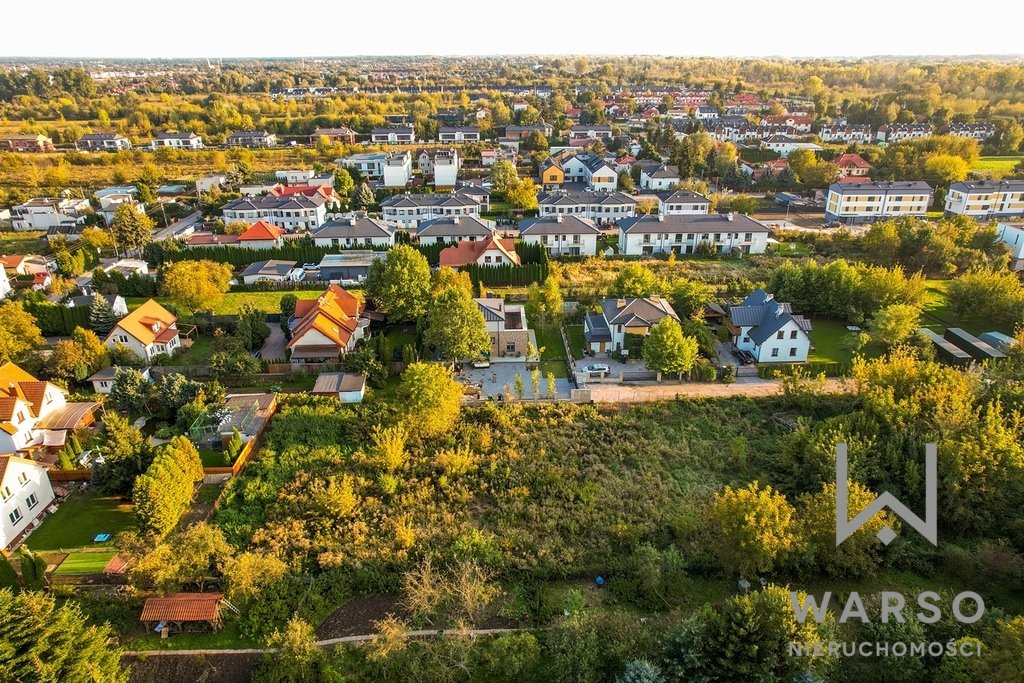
[[26, 493, 38, 509], [8, 508, 22, 525], [771, 348, 779, 358], [790, 347, 798, 357], [17, 472, 28, 486], [505, 341, 516, 353], [776, 331, 785, 339], [1, 486, 10, 501], [790, 330, 798, 339]]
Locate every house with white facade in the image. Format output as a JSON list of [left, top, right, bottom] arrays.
[[418, 149, 460, 187], [476, 299, 531, 358], [314, 217, 395, 248], [238, 260, 300, 285], [382, 151, 413, 187], [518, 215, 602, 256], [287, 285, 369, 366], [11, 197, 91, 231], [227, 130, 277, 148], [339, 153, 388, 179], [77, 132, 131, 151], [618, 213, 769, 255], [638, 162, 681, 191], [996, 222, 1024, 271], [945, 180, 1024, 220], [438, 127, 480, 143], [825, 181, 933, 224], [833, 153, 872, 178], [371, 126, 415, 145], [875, 124, 932, 142], [453, 183, 490, 211], [656, 190, 711, 215], [947, 122, 995, 140], [569, 124, 614, 141], [537, 190, 637, 225], [0, 266, 9, 300], [439, 235, 520, 268], [86, 366, 151, 395], [105, 299, 181, 362], [819, 124, 873, 144], [729, 289, 812, 363], [761, 135, 823, 157], [380, 193, 481, 229], [275, 169, 315, 185], [93, 186, 144, 226], [66, 293, 128, 317], [415, 216, 495, 244], [695, 106, 719, 121], [152, 131, 203, 149], [221, 194, 328, 232], [583, 296, 679, 354], [1, 455, 54, 550], [0, 362, 97, 457]]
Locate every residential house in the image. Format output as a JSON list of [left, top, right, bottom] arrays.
[[995, 222, 1024, 271], [104, 299, 181, 362], [819, 124, 873, 144], [311, 372, 366, 403], [93, 186, 144, 226], [453, 182, 490, 211], [505, 123, 553, 141], [227, 130, 277, 148], [380, 193, 481, 229], [287, 285, 368, 365], [539, 157, 566, 188], [1, 455, 54, 550], [618, 213, 769, 255], [382, 151, 413, 187], [221, 194, 328, 232], [476, 299, 531, 357], [86, 366, 151, 395], [316, 251, 382, 282], [314, 217, 395, 248], [729, 289, 812, 363], [825, 181, 933, 224], [569, 124, 614, 141], [0, 362, 97, 456], [537, 190, 637, 225], [11, 197, 91, 232], [418, 149, 460, 187], [833, 153, 872, 178], [45, 224, 88, 243], [638, 162, 681, 191], [0, 266, 9, 299], [339, 152, 387, 179], [438, 127, 481, 143], [761, 135, 823, 157], [152, 131, 203, 149], [0, 134, 54, 153], [185, 233, 242, 248], [944, 180, 1024, 220], [275, 170, 315, 185], [236, 220, 286, 249], [415, 215, 495, 245], [65, 293, 128, 317], [311, 126, 356, 144], [371, 126, 415, 144], [239, 260, 299, 285], [518, 215, 602, 256], [875, 123, 932, 142], [195, 174, 226, 194], [656, 189, 711, 215], [439, 236, 519, 268], [480, 148, 515, 167], [77, 132, 131, 151], [1, 255, 50, 291], [947, 122, 995, 140], [584, 296, 679, 354], [763, 115, 813, 133]]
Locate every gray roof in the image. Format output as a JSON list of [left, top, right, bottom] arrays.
[[538, 190, 636, 207], [229, 130, 273, 139], [584, 313, 612, 342], [828, 180, 933, 195], [570, 124, 613, 133], [454, 184, 488, 198], [79, 132, 126, 141], [599, 297, 678, 328], [639, 162, 680, 178], [372, 126, 414, 135], [381, 193, 478, 209], [314, 126, 356, 136], [618, 213, 768, 234], [656, 190, 711, 205], [68, 294, 121, 308], [315, 217, 393, 239], [416, 216, 494, 237], [222, 194, 326, 211], [154, 131, 200, 140], [239, 260, 296, 278], [729, 289, 811, 344], [949, 179, 1024, 193], [312, 372, 365, 394], [518, 215, 602, 235], [439, 126, 480, 134]]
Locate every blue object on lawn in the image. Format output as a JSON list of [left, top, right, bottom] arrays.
[[93, 533, 112, 542], [595, 576, 605, 587]]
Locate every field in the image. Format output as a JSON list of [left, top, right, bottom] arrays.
[[971, 155, 1024, 173], [26, 491, 134, 553], [0, 231, 48, 255]]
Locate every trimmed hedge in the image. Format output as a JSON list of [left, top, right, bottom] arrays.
[[24, 302, 90, 336], [757, 361, 852, 378]]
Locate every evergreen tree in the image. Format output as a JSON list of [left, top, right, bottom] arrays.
[[0, 554, 19, 590], [88, 292, 117, 335], [17, 547, 47, 590]]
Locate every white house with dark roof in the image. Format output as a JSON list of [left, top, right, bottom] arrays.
[[371, 126, 415, 144], [380, 193, 481, 229], [0, 266, 9, 300], [569, 124, 614, 140], [438, 127, 480, 143], [537, 190, 636, 225], [638, 162, 681, 191], [227, 130, 277, 148], [695, 106, 719, 121], [314, 217, 395, 248], [339, 153, 388, 179], [415, 216, 495, 245], [77, 132, 131, 151], [152, 131, 203, 149], [418, 149, 460, 187], [819, 124, 873, 144], [729, 289, 812, 363], [382, 151, 413, 187], [505, 123, 553, 140], [239, 260, 300, 285], [996, 222, 1024, 271], [825, 181, 933, 224], [761, 135, 823, 157], [945, 180, 1024, 220], [454, 183, 490, 211], [584, 296, 679, 354], [656, 190, 711, 215], [518, 215, 602, 256], [875, 123, 932, 142], [1, 455, 54, 550], [618, 213, 769, 255], [947, 123, 995, 141], [221, 194, 328, 231]]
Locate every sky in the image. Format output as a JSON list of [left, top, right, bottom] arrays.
[[5, 0, 1021, 60]]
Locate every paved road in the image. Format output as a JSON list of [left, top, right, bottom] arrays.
[[151, 210, 203, 242], [588, 377, 851, 403], [258, 323, 287, 362]]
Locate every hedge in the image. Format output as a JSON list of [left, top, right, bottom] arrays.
[[465, 262, 549, 287], [757, 361, 852, 379], [24, 302, 90, 336]]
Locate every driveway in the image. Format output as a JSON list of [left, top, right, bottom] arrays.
[[259, 323, 287, 362], [457, 360, 573, 399]]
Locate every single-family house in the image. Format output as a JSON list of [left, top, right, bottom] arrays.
[[339, 153, 388, 179], [221, 195, 328, 232], [0, 134, 54, 153], [418, 149, 460, 187], [11, 197, 91, 231], [227, 130, 277, 148], [314, 217, 395, 248], [86, 366, 151, 395], [380, 193, 481, 229], [438, 127, 481, 143], [152, 131, 203, 149], [518, 215, 602, 256], [537, 190, 637, 225], [287, 285, 368, 365], [504, 123, 553, 141], [382, 151, 413, 187], [638, 162, 681, 191], [618, 213, 769, 255], [0, 362, 97, 456], [729, 289, 812, 363], [415, 216, 495, 245], [371, 126, 415, 145], [761, 135, 823, 157], [312, 127, 356, 144], [996, 222, 1024, 271], [236, 220, 286, 249], [311, 372, 366, 403], [439, 236, 520, 268], [105, 299, 181, 362], [476, 299, 531, 357], [656, 190, 711, 215], [1, 455, 55, 550], [77, 132, 131, 151], [480, 148, 515, 167], [0, 267, 9, 300], [275, 170, 315, 185], [65, 293, 128, 317], [584, 296, 679, 354], [833, 153, 872, 178], [238, 260, 299, 285]]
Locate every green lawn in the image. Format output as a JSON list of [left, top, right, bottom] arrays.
[[539, 360, 568, 379], [565, 325, 586, 360], [384, 326, 417, 356], [534, 325, 567, 360], [126, 290, 325, 316], [0, 231, 48, 255], [807, 318, 854, 363], [26, 492, 134, 553], [172, 334, 214, 365], [971, 155, 1024, 173], [919, 279, 997, 336], [54, 550, 116, 575], [125, 621, 259, 651], [198, 447, 226, 468], [770, 242, 812, 257]]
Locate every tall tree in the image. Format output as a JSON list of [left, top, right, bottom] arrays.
[[489, 159, 519, 195], [92, 412, 153, 495], [423, 286, 490, 362], [610, 263, 663, 298], [642, 318, 699, 380], [108, 367, 151, 414], [707, 481, 797, 576], [365, 245, 431, 321], [88, 293, 117, 335], [159, 259, 233, 314], [398, 362, 463, 438], [0, 300, 44, 364], [110, 202, 155, 253]]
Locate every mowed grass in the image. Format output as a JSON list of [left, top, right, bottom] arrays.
[[534, 325, 567, 360], [0, 231, 49, 255], [54, 551, 116, 575], [126, 290, 325, 316], [26, 492, 134, 552], [972, 155, 1024, 173], [565, 324, 586, 360], [807, 318, 854, 363]]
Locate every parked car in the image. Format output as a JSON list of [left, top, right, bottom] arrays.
[[734, 350, 756, 365], [472, 359, 491, 369], [581, 363, 610, 374]]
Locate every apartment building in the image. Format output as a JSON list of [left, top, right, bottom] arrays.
[[944, 180, 1024, 220], [221, 194, 328, 231], [618, 213, 769, 255], [537, 190, 637, 225], [517, 215, 602, 256], [380, 193, 481, 229], [825, 181, 933, 224]]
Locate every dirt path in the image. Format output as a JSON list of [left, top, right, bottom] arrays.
[[588, 377, 851, 403]]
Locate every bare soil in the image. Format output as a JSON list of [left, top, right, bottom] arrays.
[[315, 594, 409, 639], [124, 652, 261, 683]]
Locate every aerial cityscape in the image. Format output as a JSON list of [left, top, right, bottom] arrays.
[[0, 42, 1023, 683]]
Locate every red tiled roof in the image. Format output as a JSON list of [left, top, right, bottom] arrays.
[[186, 233, 240, 246], [238, 220, 285, 242], [140, 593, 224, 622], [439, 237, 520, 268], [833, 153, 872, 169]]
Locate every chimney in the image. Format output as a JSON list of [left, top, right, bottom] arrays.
[[726, 212, 734, 221], [349, 218, 356, 226], [650, 294, 660, 302], [453, 216, 459, 224], [616, 299, 626, 308], [556, 215, 563, 223], [658, 214, 664, 222]]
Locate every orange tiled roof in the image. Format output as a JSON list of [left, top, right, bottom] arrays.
[[140, 593, 224, 622], [107, 299, 177, 346], [439, 236, 520, 268], [238, 220, 285, 242], [287, 286, 363, 352]]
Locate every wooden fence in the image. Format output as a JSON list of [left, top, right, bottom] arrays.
[[47, 469, 92, 484]]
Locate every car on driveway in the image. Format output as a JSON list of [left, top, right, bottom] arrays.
[[734, 350, 756, 365], [472, 359, 491, 368], [581, 363, 610, 374]]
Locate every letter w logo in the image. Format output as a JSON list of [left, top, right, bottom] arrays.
[[835, 442, 937, 547]]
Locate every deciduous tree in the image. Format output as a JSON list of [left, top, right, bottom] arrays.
[[707, 481, 797, 576], [398, 362, 463, 438], [160, 259, 233, 314], [0, 300, 44, 363], [365, 244, 431, 321], [642, 318, 699, 380]]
